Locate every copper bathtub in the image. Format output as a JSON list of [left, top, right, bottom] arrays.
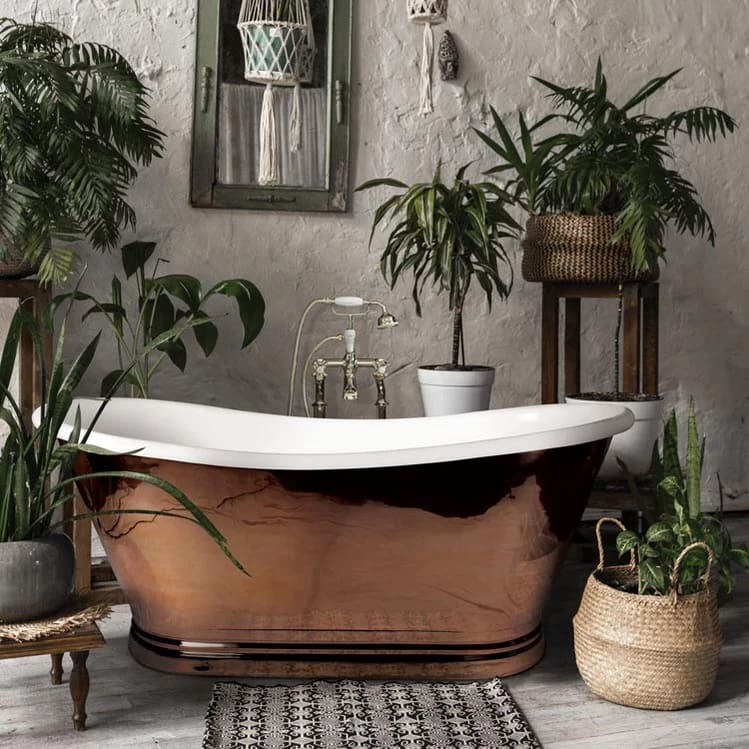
[[61, 399, 632, 680]]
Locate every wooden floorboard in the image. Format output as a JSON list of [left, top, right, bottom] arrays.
[[1, 517, 748, 748]]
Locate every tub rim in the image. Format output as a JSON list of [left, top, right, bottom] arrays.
[[38, 398, 634, 471]]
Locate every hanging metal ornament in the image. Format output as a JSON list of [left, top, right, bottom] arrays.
[[407, 0, 448, 116], [237, 0, 314, 185], [438, 30, 459, 81]]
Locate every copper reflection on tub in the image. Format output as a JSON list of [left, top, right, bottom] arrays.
[[79, 440, 607, 679]]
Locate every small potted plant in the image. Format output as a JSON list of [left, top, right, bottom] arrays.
[[573, 401, 749, 710], [0, 18, 164, 283], [358, 164, 519, 416], [0, 302, 244, 624]]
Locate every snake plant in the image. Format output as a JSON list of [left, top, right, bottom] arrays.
[[357, 164, 519, 369], [475, 59, 736, 272], [0, 18, 164, 283], [0, 298, 245, 573], [615, 400, 749, 603]]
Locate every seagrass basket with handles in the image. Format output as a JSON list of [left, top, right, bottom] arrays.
[[573, 518, 722, 711], [521, 214, 659, 283]]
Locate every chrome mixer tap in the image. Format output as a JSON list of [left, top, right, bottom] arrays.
[[287, 297, 399, 419]]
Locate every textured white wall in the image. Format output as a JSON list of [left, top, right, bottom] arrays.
[[6, 0, 748, 508]]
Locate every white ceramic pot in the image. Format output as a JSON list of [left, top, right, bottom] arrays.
[[566, 395, 664, 480], [417, 366, 495, 417]]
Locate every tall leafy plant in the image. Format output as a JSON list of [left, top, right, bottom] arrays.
[[475, 59, 736, 271], [615, 401, 749, 603], [474, 110, 567, 215], [54, 241, 265, 398], [357, 165, 518, 369], [0, 18, 164, 283], [0, 301, 244, 573]]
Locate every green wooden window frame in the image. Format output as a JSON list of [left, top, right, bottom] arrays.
[[190, 0, 353, 212]]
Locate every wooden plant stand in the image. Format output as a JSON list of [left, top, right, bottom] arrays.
[[0, 624, 105, 731], [541, 281, 659, 404], [540, 281, 660, 519]]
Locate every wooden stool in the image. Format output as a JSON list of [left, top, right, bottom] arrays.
[[0, 623, 105, 731]]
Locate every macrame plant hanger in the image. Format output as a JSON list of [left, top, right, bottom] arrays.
[[237, 0, 314, 185], [407, 0, 448, 116]]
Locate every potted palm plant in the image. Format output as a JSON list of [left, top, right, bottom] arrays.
[[573, 401, 749, 710], [0, 18, 164, 283], [475, 59, 736, 280], [358, 164, 519, 416], [0, 302, 244, 624], [474, 60, 735, 476]]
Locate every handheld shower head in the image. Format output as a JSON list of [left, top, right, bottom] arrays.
[[376, 311, 399, 330], [362, 300, 398, 330]]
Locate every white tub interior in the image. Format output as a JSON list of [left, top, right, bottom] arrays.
[[41, 398, 634, 471]]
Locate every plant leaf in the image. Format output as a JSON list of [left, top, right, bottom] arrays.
[[616, 530, 640, 556], [158, 338, 187, 372], [100, 369, 125, 398], [206, 279, 265, 348], [121, 241, 157, 278], [646, 521, 676, 545], [149, 275, 202, 312], [192, 312, 219, 357], [640, 558, 667, 595], [685, 398, 702, 518]]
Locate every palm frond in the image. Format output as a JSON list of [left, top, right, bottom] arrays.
[[0, 18, 165, 284]]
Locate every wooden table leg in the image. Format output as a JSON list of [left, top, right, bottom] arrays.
[[18, 297, 36, 433], [622, 285, 642, 394], [642, 286, 659, 396], [564, 297, 581, 396], [542, 285, 560, 404], [50, 653, 64, 685], [70, 651, 90, 731], [72, 493, 93, 594]]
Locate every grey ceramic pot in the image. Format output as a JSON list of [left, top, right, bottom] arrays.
[[0, 534, 75, 623]]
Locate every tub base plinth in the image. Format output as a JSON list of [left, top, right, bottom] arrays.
[[128, 623, 545, 680]]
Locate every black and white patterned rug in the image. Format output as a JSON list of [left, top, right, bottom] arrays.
[[202, 679, 540, 748]]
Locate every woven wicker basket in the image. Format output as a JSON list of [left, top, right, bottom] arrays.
[[0, 234, 38, 280], [521, 214, 659, 283], [573, 518, 722, 711]]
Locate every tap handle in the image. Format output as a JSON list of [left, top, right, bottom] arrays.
[[344, 328, 356, 355], [334, 296, 364, 308]]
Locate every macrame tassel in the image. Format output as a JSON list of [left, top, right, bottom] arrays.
[[419, 23, 434, 116], [290, 82, 302, 153], [259, 83, 279, 186]]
